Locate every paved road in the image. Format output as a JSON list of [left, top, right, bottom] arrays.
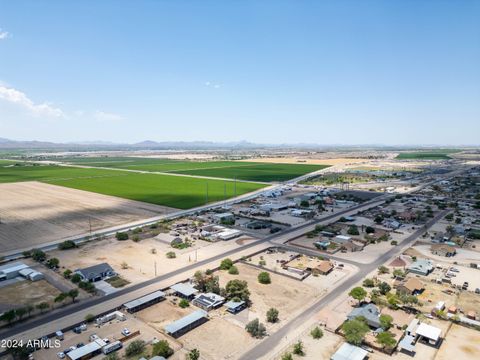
[[238, 209, 448, 360], [0, 195, 387, 340]]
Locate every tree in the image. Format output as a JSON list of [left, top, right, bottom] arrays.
[[365, 226, 375, 234], [47, 257, 60, 268], [374, 215, 384, 224], [379, 314, 393, 330], [225, 279, 250, 303], [36, 302, 49, 314], [63, 269, 72, 279], [166, 251, 176, 259], [0, 309, 16, 324], [186, 349, 200, 360], [193, 271, 220, 294], [378, 266, 389, 274], [349, 287, 367, 302], [387, 294, 400, 309], [310, 326, 324, 339], [152, 340, 174, 358], [25, 305, 34, 317], [71, 273, 82, 283], [54, 293, 67, 304], [258, 271, 271, 284], [85, 313, 95, 323], [347, 225, 360, 236], [179, 299, 190, 308], [15, 308, 27, 321], [58, 240, 76, 250], [31, 249, 46, 262], [266, 308, 279, 323], [292, 341, 305, 356], [378, 282, 391, 295], [392, 269, 404, 278], [362, 278, 375, 288], [376, 331, 396, 349], [300, 200, 310, 208], [220, 258, 234, 270], [245, 318, 267, 338], [342, 318, 369, 345], [228, 266, 239, 275], [68, 289, 79, 303], [125, 340, 146, 357]]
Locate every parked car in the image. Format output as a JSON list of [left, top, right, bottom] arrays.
[[56, 352, 65, 359], [121, 328, 130, 336]]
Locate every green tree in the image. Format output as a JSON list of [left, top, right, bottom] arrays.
[[54, 293, 67, 304], [186, 349, 200, 360], [258, 271, 271, 284], [245, 318, 267, 338], [25, 305, 34, 317], [349, 287, 367, 302], [266, 308, 279, 323], [47, 257, 60, 268], [115, 232, 129, 240], [362, 278, 375, 287], [310, 326, 324, 339], [31, 249, 46, 262], [125, 340, 146, 357], [152, 340, 174, 358], [68, 289, 79, 303], [292, 341, 305, 356], [379, 314, 393, 330], [36, 302, 49, 314], [392, 269, 404, 278], [15, 308, 27, 321], [220, 258, 234, 270], [378, 282, 391, 295], [63, 269, 72, 279], [300, 200, 310, 208], [179, 299, 190, 308], [0, 309, 16, 324], [342, 318, 369, 345], [228, 265, 239, 275], [378, 265, 389, 274], [365, 226, 375, 234], [376, 331, 396, 349], [85, 313, 95, 323], [71, 273, 82, 283], [225, 279, 250, 303], [347, 225, 360, 235]]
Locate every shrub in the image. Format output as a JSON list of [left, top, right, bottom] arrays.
[[63, 269, 72, 279], [310, 326, 323, 339], [220, 258, 234, 270], [166, 251, 176, 259], [390, 240, 398, 245], [266, 308, 279, 323], [151, 340, 174, 358], [115, 232, 129, 241], [228, 266, 239, 275], [281, 353, 293, 360], [179, 299, 190, 308], [71, 273, 82, 283], [362, 278, 375, 288], [58, 240, 77, 250], [31, 249, 46, 262], [378, 265, 389, 274], [245, 318, 267, 338], [293, 341, 305, 356], [258, 272, 271, 284], [85, 314, 95, 323]]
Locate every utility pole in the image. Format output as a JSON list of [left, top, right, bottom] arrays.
[[154, 261, 157, 277]]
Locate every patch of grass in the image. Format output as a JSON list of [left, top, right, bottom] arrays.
[[105, 276, 130, 288], [396, 149, 461, 160]]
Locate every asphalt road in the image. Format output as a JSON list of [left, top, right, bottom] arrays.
[[238, 209, 448, 360], [0, 195, 387, 340]]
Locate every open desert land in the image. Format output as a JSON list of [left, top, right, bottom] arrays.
[[0, 181, 175, 254], [50, 235, 258, 285], [0, 280, 61, 312], [435, 323, 480, 360]]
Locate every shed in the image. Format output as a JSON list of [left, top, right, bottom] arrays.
[[164, 310, 208, 338], [331, 343, 368, 360], [224, 300, 246, 314], [123, 290, 165, 313], [170, 283, 198, 300], [416, 323, 441, 345]]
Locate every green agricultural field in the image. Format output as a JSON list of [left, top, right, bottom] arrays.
[[62, 157, 328, 182], [395, 150, 461, 160], [0, 164, 265, 209]]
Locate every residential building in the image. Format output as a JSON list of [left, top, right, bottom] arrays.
[[213, 212, 235, 224], [396, 278, 425, 295], [347, 303, 381, 328], [192, 293, 225, 311], [331, 343, 368, 360], [407, 259, 434, 276], [170, 282, 198, 300], [314, 261, 334, 275], [75, 263, 115, 282]]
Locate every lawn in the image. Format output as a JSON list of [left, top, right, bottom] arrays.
[[0, 164, 265, 209], [62, 157, 328, 182], [395, 149, 461, 160]]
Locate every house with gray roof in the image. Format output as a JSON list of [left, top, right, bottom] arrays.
[[75, 263, 115, 282], [347, 303, 381, 328], [407, 259, 434, 276]]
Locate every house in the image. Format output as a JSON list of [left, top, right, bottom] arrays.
[[383, 219, 401, 230], [314, 261, 334, 275], [405, 319, 442, 347], [192, 293, 225, 311], [331, 343, 368, 360], [224, 300, 246, 314], [347, 303, 381, 328], [407, 259, 434, 276], [75, 263, 115, 282], [170, 282, 198, 300], [333, 235, 351, 244], [164, 310, 208, 338], [396, 278, 425, 295], [123, 290, 165, 313], [431, 244, 456, 257], [399, 334, 416, 355], [213, 212, 235, 224]]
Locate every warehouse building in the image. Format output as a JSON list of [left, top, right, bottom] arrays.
[[170, 282, 198, 300], [164, 310, 208, 338], [123, 290, 165, 313]]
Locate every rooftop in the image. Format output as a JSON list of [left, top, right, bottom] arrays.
[[123, 290, 165, 310], [170, 282, 198, 297], [331, 343, 368, 360], [164, 310, 208, 334]]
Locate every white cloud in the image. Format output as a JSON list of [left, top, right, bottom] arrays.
[[0, 29, 9, 40], [205, 81, 222, 89], [94, 110, 124, 122], [0, 85, 64, 118]]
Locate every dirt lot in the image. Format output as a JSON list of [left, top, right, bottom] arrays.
[[0, 279, 61, 310], [435, 323, 480, 360], [180, 316, 254, 360], [217, 263, 321, 326], [0, 181, 176, 254], [136, 298, 192, 333]]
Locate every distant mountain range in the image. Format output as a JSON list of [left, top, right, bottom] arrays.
[[0, 137, 474, 151]]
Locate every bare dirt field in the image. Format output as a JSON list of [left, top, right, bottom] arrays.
[[0, 279, 61, 310], [435, 323, 480, 360], [0, 181, 176, 254], [136, 299, 192, 333], [180, 316, 254, 360], [217, 263, 321, 325]]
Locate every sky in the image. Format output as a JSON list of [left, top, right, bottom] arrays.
[[0, 0, 479, 146]]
